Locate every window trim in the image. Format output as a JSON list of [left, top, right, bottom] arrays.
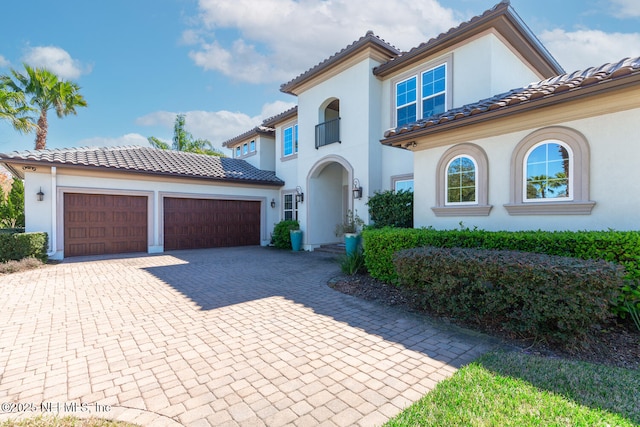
[[445, 155, 478, 206], [391, 174, 414, 192], [395, 76, 417, 127], [505, 126, 594, 215], [282, 123, 299, 159], [390, 54, 452, 128], [249, 140, 256, 152], [432, 143, 492, 217]]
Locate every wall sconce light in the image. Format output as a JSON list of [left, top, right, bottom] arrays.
[[270, 198, 276, 209], [352, 178, 363, 199], [36, 187, 44, 202], [295, 186, 304, 203]]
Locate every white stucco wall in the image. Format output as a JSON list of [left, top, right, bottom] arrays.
[[23, 167, 281, 259], [413, 108, 640, 231]]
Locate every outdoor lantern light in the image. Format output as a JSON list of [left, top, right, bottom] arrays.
[[352, 178, 363, 199], [270, 198, 276, 208], [36, 187, 44, 202], [295, 186, 304, 203]]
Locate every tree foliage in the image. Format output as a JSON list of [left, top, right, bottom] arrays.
[[1, 64, 88, 150], [0, 178, 24, 228], [0, 81, 37, 133], [148, 114, 225, 156]]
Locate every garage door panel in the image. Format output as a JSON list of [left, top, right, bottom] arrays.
[[164, 198, 260, 250], [64, 193, 147, 257]]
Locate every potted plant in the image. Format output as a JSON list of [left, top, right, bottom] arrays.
[[335, 210, 364, 255]]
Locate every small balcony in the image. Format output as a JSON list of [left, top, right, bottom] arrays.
[[315, 118, 341, 149]]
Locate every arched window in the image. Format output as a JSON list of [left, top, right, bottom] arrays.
[[446, 155, 477, 204], [506, 127, 594, 215], [524, 141, 572, 201], [433, 143, 491, 216]]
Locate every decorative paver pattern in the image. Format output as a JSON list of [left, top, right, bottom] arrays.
[[0, 247, 496, 426]]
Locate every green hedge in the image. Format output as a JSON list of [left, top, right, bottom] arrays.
[[362, 227, 640, 283], [394, 246, 624, 344], [0, 231, 48, 262]]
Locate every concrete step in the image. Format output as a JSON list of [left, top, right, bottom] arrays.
[[314, 243, 345, 255]]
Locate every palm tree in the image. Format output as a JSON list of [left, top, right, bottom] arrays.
[[1, 64, 87, 150], [148, 114, 224, 156], [0, 82, 37, 134]]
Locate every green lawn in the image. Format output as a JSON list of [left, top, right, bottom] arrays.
[[0, 416, 138, 427], [385, 351, 640, 427]]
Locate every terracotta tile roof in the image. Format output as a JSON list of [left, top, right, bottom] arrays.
[[0, 146, 284, 186], [222, 126, 274, 148], [383, 57, 640, 142], [262, 106, 298, 127], [374, 1, 563, 78], [280, 31, 400, 95]]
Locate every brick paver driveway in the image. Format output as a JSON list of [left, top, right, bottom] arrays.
[[0, 247, 496, 426]]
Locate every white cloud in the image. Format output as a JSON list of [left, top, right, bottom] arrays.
[[135, 101, 297, 151], [186, 0, 458, 83], [22, 46, 90, 79], [76, 133, 149, 148], [540, 29, 640, 72], [610, 0, 640, 18], [0, 55, 9, 68]]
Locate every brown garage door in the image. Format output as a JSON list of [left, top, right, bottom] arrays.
[[164, 198, 260, 250], [64, 193, 148, 257]]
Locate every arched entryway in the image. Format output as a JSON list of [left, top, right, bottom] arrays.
[[306, 155, 353, 248]]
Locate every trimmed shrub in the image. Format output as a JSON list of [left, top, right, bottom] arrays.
[[362, 227, 640, 283], [366, 190, 413, 229], [0, 231, 48, 262], [394, 246, 624, 344], [272, 220, 299, 249]]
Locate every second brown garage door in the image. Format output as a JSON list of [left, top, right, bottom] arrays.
[[163, 198, 261, 250], [64, 193, 148, 257]]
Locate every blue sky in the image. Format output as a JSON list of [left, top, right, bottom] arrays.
[[1, 0, 638, 154]]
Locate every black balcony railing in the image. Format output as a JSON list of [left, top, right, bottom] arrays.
[[315, 118, 340, 149]]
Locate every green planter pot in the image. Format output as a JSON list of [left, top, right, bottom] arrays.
[[290, 230, 303, 251], [344, 233, 360, 256]]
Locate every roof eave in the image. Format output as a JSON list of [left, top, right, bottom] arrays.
[[280, 36, 400, 95], [381, 72, 640, 148], [0, 158, 285, 187], [374, 2, 563, 78]]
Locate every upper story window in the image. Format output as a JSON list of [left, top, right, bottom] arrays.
[[284, 124, 298, 157], [422, 64, 446, 118], [243, 143, 249, 155], [392, 57, 450, 128], [235, 146, 241, 157], [396, 77, 417, 127], [525, 142, 571, 201], [446, 155, 477, 205], [250, 140, 256, 152]]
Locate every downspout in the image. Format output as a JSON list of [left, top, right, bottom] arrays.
[[47, 167, 57, 257]]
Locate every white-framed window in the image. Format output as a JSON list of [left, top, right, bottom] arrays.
[[395, 62, 448, 127], [524, 141, 572, 202], [433, 143, 491, 217], [394, 179, 414, 192], [243, 143, 248, 155], [396, 77, 417, 127], [250, 140, 256, 152], [284, 124, 298, 157], [235, 146, 241, 157], [505, 127, 594, 215], [283, 193, 298, 221], [446, 155, 477, 205]]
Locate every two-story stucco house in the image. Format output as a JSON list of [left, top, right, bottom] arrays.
[[2, 1, 639, 259]]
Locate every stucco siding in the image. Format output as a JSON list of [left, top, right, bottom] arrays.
[[414, 107, 640, 231]]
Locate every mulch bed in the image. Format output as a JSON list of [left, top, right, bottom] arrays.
[[329, 274, 640, 370]]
